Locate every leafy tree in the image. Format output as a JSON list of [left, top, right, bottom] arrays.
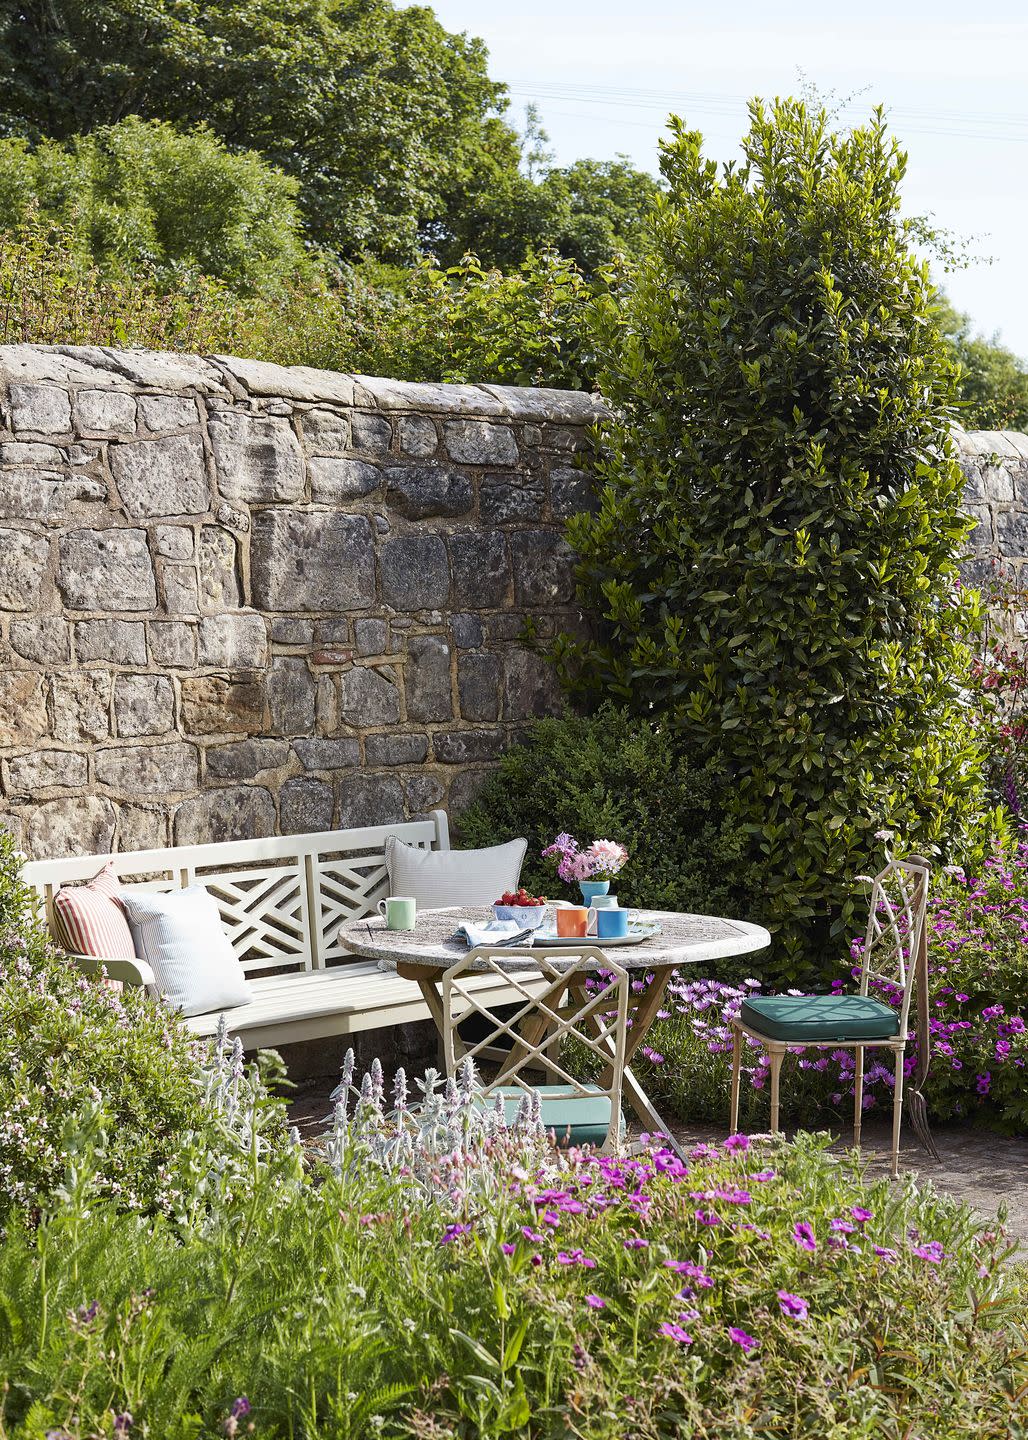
[[554, 100, 1001, 975], [937, 297, 1028, 432], [0, 118, 307, 290], [0, 0, 506, 262], [541, 157, 663, 275]]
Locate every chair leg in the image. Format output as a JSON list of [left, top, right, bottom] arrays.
[[891, 1048, 905, 1180], [853, 1045, 864, 1151], [729, 1025, 743, 1132], [768, 1049, 784, 1135]]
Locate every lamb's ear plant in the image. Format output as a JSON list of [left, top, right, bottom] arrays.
[[555, 98, 1005, 979]]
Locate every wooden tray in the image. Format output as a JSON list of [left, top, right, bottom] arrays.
[[531, 924, 662, 948]]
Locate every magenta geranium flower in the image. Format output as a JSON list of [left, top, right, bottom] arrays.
[[585, 1294, 606, 1309], [659, 1321, 693, 1344], [793, 1221, 817, 1251], [728, 1326, 758, 1353], [723, 1132, 750, 1153], [777, 1290, 808, 1320], [910, 1240, 946, 1263]]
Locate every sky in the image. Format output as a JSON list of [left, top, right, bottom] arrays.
[[398, 0, 1028, 359]]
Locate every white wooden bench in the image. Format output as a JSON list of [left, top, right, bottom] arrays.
[[22, 811, 520, 1051]]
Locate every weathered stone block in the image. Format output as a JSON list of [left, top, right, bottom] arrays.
[[149, 621, 197, 668], [458, 652, 502, 721], [0, 672, 47, 743], [446, 768, 492, 818], [114, 674, 175, 737], [433, 729, 505, 764], [9, 616, 70, 663], [405, 635, 452, 723], [181, 676, 264, 734], [300, 408, 351, 453], [52, 671, 110, 742], [379, 534, 449, 610], [292, 737, 360, 770], [264, 655, 316, 735], [280, 776, 335, 834], [251, 511, 376, 611], [271, 618, 315, 645], [0, 468, 69, 521], [0, 528, 49, 610], [154, 525, 195, 560], [511, 530, 576, 605], [451, 614, 484, 649], [993, 508, 1025, 553], [480, 474, 544, 524], [174, 786, 276, 846], [365, 732, 429, 766], [449, 532, 510, 609], [58, 527, 156, 611], [0, 442, 64, 467], [503, 648, 561, 720], [550, 465, 596, 517], [385, 464, 473, 519], [209, 411, 304, 503], [5, 748, 87, 792], [404, 773, 445, 814], [74, 390, 137, 435], [339, 665, 400, 726], [310, 457, 381, 502], [444, 419, 518, 466], [137, 395, 197, 431], [198, 613, 268, 669], [982, 466, 1015, 504], [110, 433, 209, 518], [354, 617, 389, 656], [206, 738, 290, 780], [95, 741, 199, 794], [351, 412, 392, 454], [10, 384, 71, 435], [397, 415, 437, 458], [116, 803, 170, 850], [337, 773, 404, 828], [75, 619, 147, 665], [28, 795, 115, 858], [162, 563, 199, 614], [198, 526, 241, 610]]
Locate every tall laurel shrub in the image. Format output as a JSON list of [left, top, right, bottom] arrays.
[[556, 101, 1000, 976]]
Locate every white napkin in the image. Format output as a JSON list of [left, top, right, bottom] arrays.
[[453, 919, 536, 949]]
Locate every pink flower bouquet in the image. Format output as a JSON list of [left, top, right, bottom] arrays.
[[541, 833, 629, 884]]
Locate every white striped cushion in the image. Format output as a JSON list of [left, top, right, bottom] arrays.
[[52, 862, 136, 960], [119, 886, 253, 1018], [385, 836, 527, 908]]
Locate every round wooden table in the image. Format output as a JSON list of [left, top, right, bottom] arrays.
[[340, 906, 770, 1152]]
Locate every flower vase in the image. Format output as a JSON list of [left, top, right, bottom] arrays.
[[579, 880, 610, 906]]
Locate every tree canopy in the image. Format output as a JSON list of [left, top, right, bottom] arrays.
[[0, 118, 307, 290]]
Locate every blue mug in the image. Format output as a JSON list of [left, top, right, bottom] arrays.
[[596, 906, 638, 939]]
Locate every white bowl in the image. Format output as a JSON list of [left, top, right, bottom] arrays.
[[493, 903, 548, 928]]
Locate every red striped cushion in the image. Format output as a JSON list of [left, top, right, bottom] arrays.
[[52, 862, 136, 960]]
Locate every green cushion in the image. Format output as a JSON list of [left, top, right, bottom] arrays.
[[481, 1084, 618, 1148], [740, 994, 899, 1044]]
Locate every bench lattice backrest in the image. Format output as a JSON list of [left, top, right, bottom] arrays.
[[22, 813, 449, 977]]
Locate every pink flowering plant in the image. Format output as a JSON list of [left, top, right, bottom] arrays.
[[1, 1095, 1022, 1439], [542, 833, 629, 886]]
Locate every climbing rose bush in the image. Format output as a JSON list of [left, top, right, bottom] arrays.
[[630, 845, 1028, 1134]]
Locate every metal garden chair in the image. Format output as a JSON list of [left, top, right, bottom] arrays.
[[729, 856, 935, 1177], [441, 946, 629, 1153]]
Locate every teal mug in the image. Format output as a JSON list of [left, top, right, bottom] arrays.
[[596, 906, 639, 940], [378, 895, 416, 931], [591, 894, 619, 910]]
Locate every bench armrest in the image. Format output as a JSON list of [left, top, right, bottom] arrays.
[[68, 952, 157, 988]]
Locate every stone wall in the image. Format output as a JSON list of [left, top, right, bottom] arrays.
[[0, 345, 602, 859], [957, 428, 1028, 595]]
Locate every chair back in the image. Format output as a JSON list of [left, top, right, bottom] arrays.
[[857, 856, 931, 1036], [441, 946, 629, 1122]]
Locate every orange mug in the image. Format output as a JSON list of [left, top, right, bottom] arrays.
[[556, 905, 596, 939]]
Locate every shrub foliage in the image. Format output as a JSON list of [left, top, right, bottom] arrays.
[[458, 706, 758, 926], [555, 101, 1000, 975]]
